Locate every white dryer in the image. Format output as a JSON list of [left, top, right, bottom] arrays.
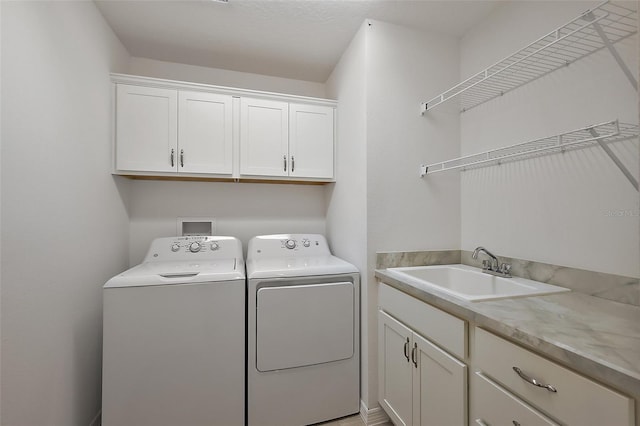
[[102, 236, 245, 426], [247, 234, 360, 426]]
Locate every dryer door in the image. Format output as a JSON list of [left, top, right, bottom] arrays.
[[256, 281, 354, 372]]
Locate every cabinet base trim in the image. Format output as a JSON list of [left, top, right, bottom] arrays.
[[117, 174, 331, 185], [360, 400, 391, 426]]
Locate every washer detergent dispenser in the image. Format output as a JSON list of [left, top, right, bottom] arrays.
[[247, 234, 360, 426], [102, 236, 245, 426]]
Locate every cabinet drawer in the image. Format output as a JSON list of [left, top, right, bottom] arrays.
[[379, 283, 466, 359], [475, 328, 634, 426], [473, 372, 559, 426]]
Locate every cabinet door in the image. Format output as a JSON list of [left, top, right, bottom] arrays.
[[412, 332, 467, 426], [378, 311, 413, 426], [288, 103, 334, 179], [240, 97, 289, 177], [178, 91, 233, 175], [116, 84, 177, 173]]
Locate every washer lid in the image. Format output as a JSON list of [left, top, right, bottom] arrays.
[[247, 255, 357, 279], [104, 259, 245, 288]]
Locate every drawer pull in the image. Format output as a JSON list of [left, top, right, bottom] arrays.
[[513, 366, 557, 393], [403, 338, 410, 362]]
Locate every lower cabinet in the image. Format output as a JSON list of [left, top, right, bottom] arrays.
[[378, 310, 467, 426], [473, 328, 635, 426], [377, 281, 636, 426]]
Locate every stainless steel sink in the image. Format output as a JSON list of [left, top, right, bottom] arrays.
[[385, 264, 569, 302]]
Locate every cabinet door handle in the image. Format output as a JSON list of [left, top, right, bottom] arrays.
[[170, 149, 175, 167], [411, 342, 418, 368], [291, 155, 295, 172], [403, 338, 410, 362], [512, 366, 557, 392], [283, 155, 287, 172], [180, 149, 184, 167]]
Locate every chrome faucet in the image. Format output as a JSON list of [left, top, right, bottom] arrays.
[[472, 246, 512, 277]]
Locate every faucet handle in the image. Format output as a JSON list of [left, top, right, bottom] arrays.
[[500, 263, 512, 275]]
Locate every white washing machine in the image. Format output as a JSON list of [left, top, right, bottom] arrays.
[[102, 236, 245, 426], [247, 234, 360, 426]]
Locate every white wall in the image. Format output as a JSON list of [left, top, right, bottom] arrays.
[[325, 20, 369, 406], [365, 20, 461, 407], [1, 2, 131, 425], [129, 180, 326, 264], [130, 57, 326, 98], [326, 19, 460, 409], [460, 1, 639, 277]]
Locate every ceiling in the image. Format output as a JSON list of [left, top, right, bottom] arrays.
[[95, 0, 501, 83]]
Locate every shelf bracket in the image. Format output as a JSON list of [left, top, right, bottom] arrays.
[[588, 127, 639, 191], [420, 164, 428, 177], [585, 12, 638, 91]]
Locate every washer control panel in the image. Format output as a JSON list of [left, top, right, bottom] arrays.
[[166, 236, 224, 254], [144, 236, 242, 262]]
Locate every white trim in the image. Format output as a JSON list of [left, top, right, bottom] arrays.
[[89, 410, 101, 426], [110, 73, 337, 107], [360, 400, 391, 426]]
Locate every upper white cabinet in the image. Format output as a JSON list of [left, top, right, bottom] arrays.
[[112, 74, 336, 183], [239, 98, 289, 177], [288, 103, 334, 179], [115, 85, 233, 175], [178, 91, 233, 175], [239, 99, 334, 179], [115, 84, 178, 173]]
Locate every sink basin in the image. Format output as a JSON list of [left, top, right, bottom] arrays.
[[385, 264, 569, 302]]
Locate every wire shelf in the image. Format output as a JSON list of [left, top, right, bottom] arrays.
[[420, 1, 637, 114], [420, 120, 639, 176]]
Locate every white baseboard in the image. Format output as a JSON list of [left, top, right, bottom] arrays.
[[359, 400, 390, 425], [89, 410, 101, 426]]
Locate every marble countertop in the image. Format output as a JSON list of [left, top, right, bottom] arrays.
[[375, 268, 640, 398]]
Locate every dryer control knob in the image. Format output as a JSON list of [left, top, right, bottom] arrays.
[[285, 239, 297, 249], [210, 242, 219, 251], [189, 242, 202, 253], [171, 243, 180, 252], [302, 239, 311, 247]]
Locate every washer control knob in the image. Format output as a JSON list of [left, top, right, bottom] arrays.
[[303, 239, 311, 247], [189, 242, 202, 253], [171, 243, 180, 252], [285, 239, 297, 249], [210, 242, 219, 251]]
